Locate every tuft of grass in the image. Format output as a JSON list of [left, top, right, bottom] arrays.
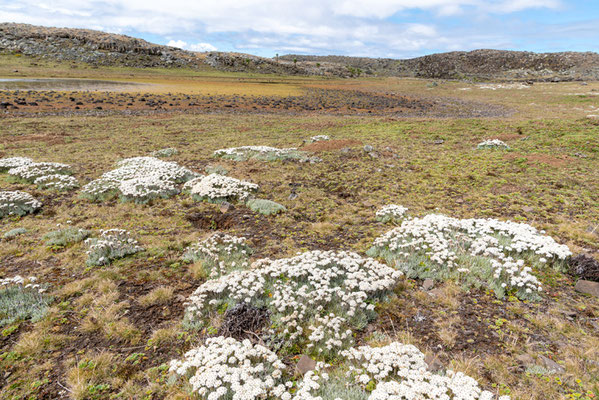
[[138, 286, 174, 307]]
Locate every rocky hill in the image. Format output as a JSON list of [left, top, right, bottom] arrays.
[[2, 23, 599, 81]]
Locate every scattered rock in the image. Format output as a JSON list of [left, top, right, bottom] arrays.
[[219, 202, 235, 214], [538, 355, 565, 373], [522, 206, 535, 213], [296, 355, 316, 375], [424, 354, 444, 372], [516, 354, 535, 366], [423, 278, 435, 291], [363, 145, 374, 152], [433, 139, 444, 145], [575, 280, 599, 297], [569, 255, 599, 282]]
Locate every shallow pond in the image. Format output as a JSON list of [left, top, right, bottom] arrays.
[[0, 78, 142, 91]]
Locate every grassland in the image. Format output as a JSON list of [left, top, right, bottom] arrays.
[[0, 54, 598, 399]]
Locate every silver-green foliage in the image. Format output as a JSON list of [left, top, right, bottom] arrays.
[[152, 148, 179, 158], [246, 198, 286, 216], [3, 227, 27, 239], [0, 282, 50, 326], [214, 146, 310, 162], [0, 191, 42, 218], [182, 233, 252, 278], [44, 227, 91, 248], [85, 229, 143, 266]]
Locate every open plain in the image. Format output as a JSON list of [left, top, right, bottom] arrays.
[[0, 51, 598, 400]]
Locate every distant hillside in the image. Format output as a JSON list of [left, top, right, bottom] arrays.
[[2, 23, 599, 81], [281, 50, 599, 81]]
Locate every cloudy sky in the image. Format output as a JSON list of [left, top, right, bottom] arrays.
[[1, 0, 597, 58]]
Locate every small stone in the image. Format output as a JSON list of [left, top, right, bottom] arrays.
[[363, 145, 374, 152], [575, 280, 599, 297], [538, 355, 565, 373], [433, 139, 444, 145], [296, 355, 316, 375], [219, 202, 234, 214], [423, 278, 434, 291], [288, 192, 298, 200], [522, 206, 534, 213], [175, 294, 186, 302], [516, 354, 535, 366], [424, 354, 443, 372]]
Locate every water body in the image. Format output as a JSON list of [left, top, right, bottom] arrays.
[[0, 78, 143, 91]]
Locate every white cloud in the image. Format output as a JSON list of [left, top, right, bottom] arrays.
[[167, 40, 217, 52], [0, 0, 568, 57]]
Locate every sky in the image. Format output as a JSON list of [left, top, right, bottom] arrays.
[[0, 0, 598, 58]]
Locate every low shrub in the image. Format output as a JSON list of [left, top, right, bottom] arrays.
[[189, 174, 258, 203], [43, 227, 91, 249], [0, 156, 33, 172], [375, 204, 408, 223], [81, 157, 197, 203], [214, 145, 310, 162], [8, 162, 73, 182], [367, 214, 571, 300], [152, 148, 178, 158], [182, 233, 252, 278], [0, 276, 50, 326], [246, 198, 286, 215], [34, 174, 79, 191], [0, 191, 42, 218], [85, 229, 143, 266], [184, 250, 402, 358], [3, 227, 27, 239]]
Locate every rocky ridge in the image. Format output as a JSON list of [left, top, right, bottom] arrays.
[[2, 23, 599, 81]]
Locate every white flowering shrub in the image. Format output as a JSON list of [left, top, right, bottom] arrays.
[[308, 135, 330, 143], [85, 229, 143, 266], [81, 157, 197, 203], [477, 139, 510, 150], [44, 227, 91, 249], [185, 250, 402, 357], [182, 233, 253, 278], [170, 336, 289, 400], [189, 174, 259, 203], [8, 162, 73, 182], [0, 191, 42, 218], [246, 198, 286, 215], [214, 146, 309, 162], [368, 214, 571, 300], [152, 147, 178, 158], [0, 157, 33, 172], [0, 275, 50, 326], [342, 342, 510, 400], [34, 174, 79, 191], [375, 205, 408, 223]]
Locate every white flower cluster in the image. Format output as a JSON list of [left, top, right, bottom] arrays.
[[477, 139, 510, 150], [309, 135, 330, 142], [0, 157, 34, 172], [185, 250, 402, 355], [343, 342, 510, 400], [368, 214, 571, 300], [34, 174, 79, 191], [376, 204, 408, 223], [182, 233, 252, 278], [81, 156, 197, 203], [84, 229, 143, 266], [169, 336, 288, 400], [8, 162, 73, 182], [214, 146, 308, 162], [189, 174, 259, 203], [0, 275, 46, 294], [0, 191, 42, 218]]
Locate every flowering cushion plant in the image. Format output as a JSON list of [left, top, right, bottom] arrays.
[[214, 146, 310, 162], [182, 233, 252, 278], [189, 174, 259, 203], [85, 229, 144, 266], [0, 191, 42, 218], [367, 214, 571, 300], [375, 204, 408, 223], [81, 156, 198, 203], [184, 250, 402, 358]]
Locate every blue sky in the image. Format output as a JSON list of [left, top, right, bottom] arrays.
[[1, 0, 598, 58]]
